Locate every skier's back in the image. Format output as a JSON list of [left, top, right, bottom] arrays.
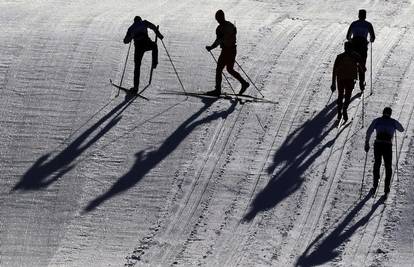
[[346, 9, 375, 91], [365, 107, 404, 197], [331, 42, 363, 124]]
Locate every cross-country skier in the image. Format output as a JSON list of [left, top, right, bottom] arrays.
[[205, 10, 249, 96], [123, 16, 164, 94], [346, 9, 375, 91], [331, 41, 365, 125], [364, 107, 404, 197]]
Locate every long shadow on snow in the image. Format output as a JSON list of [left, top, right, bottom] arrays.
[[84, 98, 237, 212], [12, 96, 137, 191], [243, 92, 362, 222], [243, 102, 336, 221], [296, 193, 385, 266]]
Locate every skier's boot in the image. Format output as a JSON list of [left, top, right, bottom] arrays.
[[152, 60, 158, 69], [360, 81, 366, 92], [130, 87, 138, 95], [343, 111, 348, 122], [384, 187, 390, 198], [238, 81, 250, 95], [334, 112, 342, 127], [206, 88, 221, 96]]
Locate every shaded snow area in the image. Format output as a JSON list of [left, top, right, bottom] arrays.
[[1, 0, 414, 266]]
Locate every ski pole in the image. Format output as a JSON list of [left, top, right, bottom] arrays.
[[235, 60, 264, 98], [361, 150, 368, 198], [394, 133, 399, 184], [325, 91, 334, 107], [208, 51, 238, 97], [117, 42, 132, 97], [361, 90, 365, 129], [370, 42, 373, 96], [161, 39, 187, 94]]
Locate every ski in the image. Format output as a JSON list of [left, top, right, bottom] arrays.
[[223, 93, 278, 104], [109, 79, 149, 101], [162, 91, 278, 104]]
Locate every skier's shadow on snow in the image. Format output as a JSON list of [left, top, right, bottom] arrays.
[[243, 92, 362, 222], [84, 98, 237, 212], [295, 193, 385, 267], [12, 96, 137, 191]]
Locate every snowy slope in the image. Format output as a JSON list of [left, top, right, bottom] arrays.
[[1, 0, 413, 266]]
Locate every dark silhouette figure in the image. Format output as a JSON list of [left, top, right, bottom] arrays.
[[364, 107, 404, 197], [346, 9, 375, 91], [124, 16, 164, 93], [331, 41, 365, 124], [296, 192, 385, 266], [84, 98, 237, 212], [12, 97, 136, 191], [205, 10, 249, 96], [243, 102, 339, 221]]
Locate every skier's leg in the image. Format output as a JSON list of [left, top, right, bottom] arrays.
[[148, 41, 158, 69], [383, 143, 393, 194], [133, 47, 145, 91], [373, 142, 382, 189], [336, 80, 345, 121], [342, 80, 354, 121], [225, 47, 247, 85], [359, 56, 367, 90]]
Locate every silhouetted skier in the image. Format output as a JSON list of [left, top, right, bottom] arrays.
[[346, 9, 375, 91], [365, 107, 404, 197], [331, 41, 364, 125], [205, 10, 249, 96], [124, 16, 164, 94]]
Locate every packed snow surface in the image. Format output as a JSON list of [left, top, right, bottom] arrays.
[[1, 0, 413, 266]]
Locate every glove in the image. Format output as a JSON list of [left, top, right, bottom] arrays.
[[330, 83, 336, 92], [206, 45, 212, 52], [364, 142, 370, 152], [158, 34, 164, 40]]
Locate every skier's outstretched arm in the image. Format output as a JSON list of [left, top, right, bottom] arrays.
[[144, 20, 164, 39]]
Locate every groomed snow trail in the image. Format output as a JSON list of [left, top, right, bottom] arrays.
[[1, 0, 413, 266]]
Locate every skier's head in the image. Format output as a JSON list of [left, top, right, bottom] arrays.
[[344, 41, 352, 53], [383, 107, 392, 117], [215, 10, 225, 24], [134, 16, 142, 23], [358, 9, 366, 20]]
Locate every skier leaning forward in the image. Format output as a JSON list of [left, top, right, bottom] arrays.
[[205, 10, 249, 96], [365, 107, 404, 197], [123, 16, 164, 94], [331, 41, 365, 125]]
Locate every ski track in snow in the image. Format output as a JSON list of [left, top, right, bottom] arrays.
[[1, 0, 413, 266]]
